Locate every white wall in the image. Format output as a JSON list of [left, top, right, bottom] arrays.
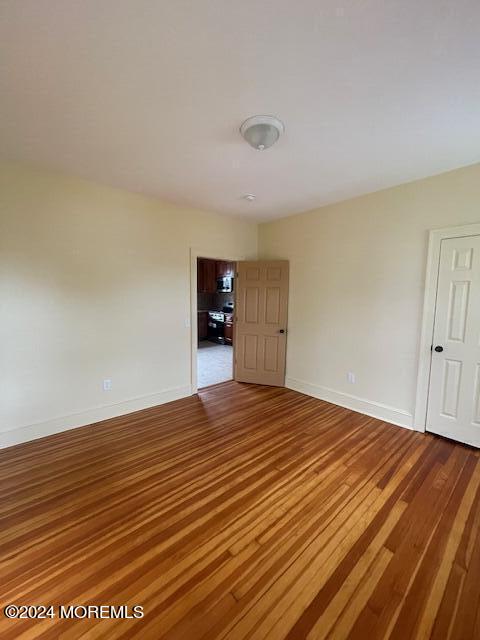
[[259, 164, 480, 428], [0, 163, 257, 447]]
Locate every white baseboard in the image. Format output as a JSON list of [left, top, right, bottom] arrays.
[[0, 385, 192, 449], [286, 377, 413, 430]]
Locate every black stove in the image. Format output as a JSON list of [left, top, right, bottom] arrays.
[[207, 311, 225, 343]]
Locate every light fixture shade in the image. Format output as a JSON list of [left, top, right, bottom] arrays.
[[240, 115, 284, 151]]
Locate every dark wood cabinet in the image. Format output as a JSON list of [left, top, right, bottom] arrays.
[[198, 311, 208, 340], [215, 261, 235, 278], [197, 258, 217, 293], [198, 258, 235, 292], [224, 314, 233, 344]]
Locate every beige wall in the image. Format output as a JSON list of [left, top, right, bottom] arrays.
[[3, 161, 480, 447], [259, 164, 480, 427], [0, 163, 257, 447]]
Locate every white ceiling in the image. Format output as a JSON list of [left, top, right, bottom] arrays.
[[1, 1, 479, 221]]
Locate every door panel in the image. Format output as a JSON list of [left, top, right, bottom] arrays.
[[264, 336, 279, 372], [447, 281, 470, 341], [440, 359, 462, 418], [427, 235, 480, 446], [234, 261, 289, 386], [474, 365, 480, 424], [265, 287, 281, 323], [245, 288, 260, 323], [243, 334, 259, 370]]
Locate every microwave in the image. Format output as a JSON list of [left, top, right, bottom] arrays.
[[217, 276, 233, 293]]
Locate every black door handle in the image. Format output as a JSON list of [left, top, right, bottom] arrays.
[[434, 345, 444, 353], [279, 329, 285, 334]]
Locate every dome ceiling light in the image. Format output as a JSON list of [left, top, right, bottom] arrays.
[[240, 115, 285, 151]]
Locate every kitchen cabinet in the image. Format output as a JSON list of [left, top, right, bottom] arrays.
[[215, 261, 235, 278], [198, 311, 208, 340], [224, 314, 233, 345], [197, 258, 216, 293]]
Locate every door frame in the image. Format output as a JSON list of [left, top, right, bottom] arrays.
[[414, 222, 480, 432], [190, 248, 246, 394]]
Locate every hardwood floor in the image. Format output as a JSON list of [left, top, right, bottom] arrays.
[[1, 382, 479, 640]]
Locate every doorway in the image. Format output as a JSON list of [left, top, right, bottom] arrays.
[[190, 254, 290, 393], [196, 256, 235, 389], [415, 223, 480, 447]]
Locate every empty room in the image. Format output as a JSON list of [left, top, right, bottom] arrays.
[[1, 1, 480, 639]]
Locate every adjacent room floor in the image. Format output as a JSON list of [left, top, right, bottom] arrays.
[[1, 382, 480, 639], [197, 340, 233, 388]]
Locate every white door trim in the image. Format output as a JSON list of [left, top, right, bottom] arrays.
[[189, 248, 247, 394], [414, 222, 480, 432]]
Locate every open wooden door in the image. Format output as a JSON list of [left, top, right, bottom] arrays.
[[234, 261, 289, 386]]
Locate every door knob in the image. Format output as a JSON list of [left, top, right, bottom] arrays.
[[279, 329, 285, 334], [434, 345, 444, 353]]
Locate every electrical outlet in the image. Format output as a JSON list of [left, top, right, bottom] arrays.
[[347, 372, 356, 384], [103, 379, 112, 391]]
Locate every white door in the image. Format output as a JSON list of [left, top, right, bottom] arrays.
[[426, 235, 480, 446], [234, 261, 289, 386]]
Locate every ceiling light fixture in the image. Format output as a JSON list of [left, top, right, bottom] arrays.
[[243, 194, 256, 201], [240, 115, 285, 151]]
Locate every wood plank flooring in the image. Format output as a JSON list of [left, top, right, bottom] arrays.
[[1, 381, 479, 639]]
